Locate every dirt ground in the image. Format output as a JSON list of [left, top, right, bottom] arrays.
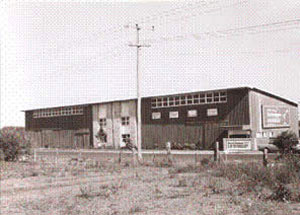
[[1, 158, 300, 215]]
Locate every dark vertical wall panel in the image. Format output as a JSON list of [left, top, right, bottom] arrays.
[[87, 105, 93, 148], [25, 105, 93, 148], [141, 88, 250, 149], [25, 105, 91, 131], [142, 124, 203, 149], [142, 88, 250, 126]]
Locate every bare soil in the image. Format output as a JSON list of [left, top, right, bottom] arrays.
[[1, 159, 300, 215]]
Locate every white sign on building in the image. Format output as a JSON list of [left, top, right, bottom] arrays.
[[152, 112, 161, 120], [169, 111, 179, 119], [188, 110, 197, 117], [207, 108, 218, 116]]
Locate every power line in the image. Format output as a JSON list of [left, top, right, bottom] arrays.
[[143, 18, 300, 44], [44, 0, 236, 60], [66, 1, 246, 73], [87, 18, 300, 68], [59, 2, 300, 76], [163, 49, 299, 57], [53, 1, 218, 55]]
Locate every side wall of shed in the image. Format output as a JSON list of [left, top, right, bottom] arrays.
[[141, 88, 250, 149], [25, 105, 93, 148], [249, 90, 299, 145], [92, 100, 137, 149]]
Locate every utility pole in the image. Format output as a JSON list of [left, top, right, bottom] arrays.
[[128, 24, 152, 162]]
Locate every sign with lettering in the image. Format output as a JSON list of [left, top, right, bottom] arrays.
[[224, 138, 252, 151], [262, 106, 290, 128], [207, 108, 218, 116]]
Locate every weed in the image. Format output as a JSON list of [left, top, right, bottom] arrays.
[[177, 178, 187, 187], [241, 199, 279, 215], [154, 159, 172, 168], [78, 181, 125, 200], [128, 205, 144, 213], [30, 171, 39, 177], [78, 184, 93, 199], [169, 164, 201, 174], [200, 158, 211, 166]]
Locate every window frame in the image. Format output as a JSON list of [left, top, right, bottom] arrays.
[[99, 118, 107, 127], [121, 116, 130, 126]]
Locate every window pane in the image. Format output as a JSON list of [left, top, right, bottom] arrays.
[[169, 97, 174, 106], [193, 94, 199, 104], [200, 98, 206, 103], [187, 95, 193, 104], [180, 96, 186, 105], [151, 99, 157, 108], [220, 97, 227, 102], [207, 93, 213, 103], [175, 97, 180, 106], [207, 97, 213, 103], [214, 92, 220, 97], [163, 98, 168, 107]]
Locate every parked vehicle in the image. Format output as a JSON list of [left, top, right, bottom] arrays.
[[258, 139, 300, 153], [292, 140, 300, 153], [257, 143, 279, 153]]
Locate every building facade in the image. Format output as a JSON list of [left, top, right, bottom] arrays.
[[25, 87, 299, 150]]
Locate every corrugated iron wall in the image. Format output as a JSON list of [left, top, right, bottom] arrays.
[[142, 124, 204, 149], [141, 88, 250, 149], [28, 129, 90, 149]]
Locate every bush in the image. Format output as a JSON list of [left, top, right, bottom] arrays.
[[271, 131, 298, 155], [213, 160, 300, 202], [0, 127, 30, 161]]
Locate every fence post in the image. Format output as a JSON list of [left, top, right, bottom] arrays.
[[214, 142, 220, 163], [166, 142, 172, 165], [263, 148, 268, 167], [79, 151, 82, 161], [118, 150, 122, 164], [34, 148, 37, 162], [194, 151, 197, 167], [152, 151, 156, 164], [132, 148, 137, 167], [55, 148, 58, 166]]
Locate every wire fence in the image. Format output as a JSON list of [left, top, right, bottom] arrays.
[[33, 148, 273, 167]]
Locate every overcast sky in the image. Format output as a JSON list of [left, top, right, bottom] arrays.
[[1, 0, 300, 127]]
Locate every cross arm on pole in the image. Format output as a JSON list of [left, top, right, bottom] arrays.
[[128, 44, 151, 48]]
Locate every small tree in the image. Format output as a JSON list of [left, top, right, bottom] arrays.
[[271, 130, 298, 155], [0, 131, 21, 161]]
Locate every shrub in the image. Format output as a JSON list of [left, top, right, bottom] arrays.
[[213, 160, 300, 202], [200, 158, 211, 166], [171, 142, 184, 150], [0, 127, 30, 161], [128, 205, 144, 213], [271, 131, 298, 155]]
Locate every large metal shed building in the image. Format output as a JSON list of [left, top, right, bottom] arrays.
[[25, 87, 299, 151]]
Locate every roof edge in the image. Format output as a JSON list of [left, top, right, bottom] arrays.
[[250, 87, 298, 107], [22, 86, 298, 111]]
